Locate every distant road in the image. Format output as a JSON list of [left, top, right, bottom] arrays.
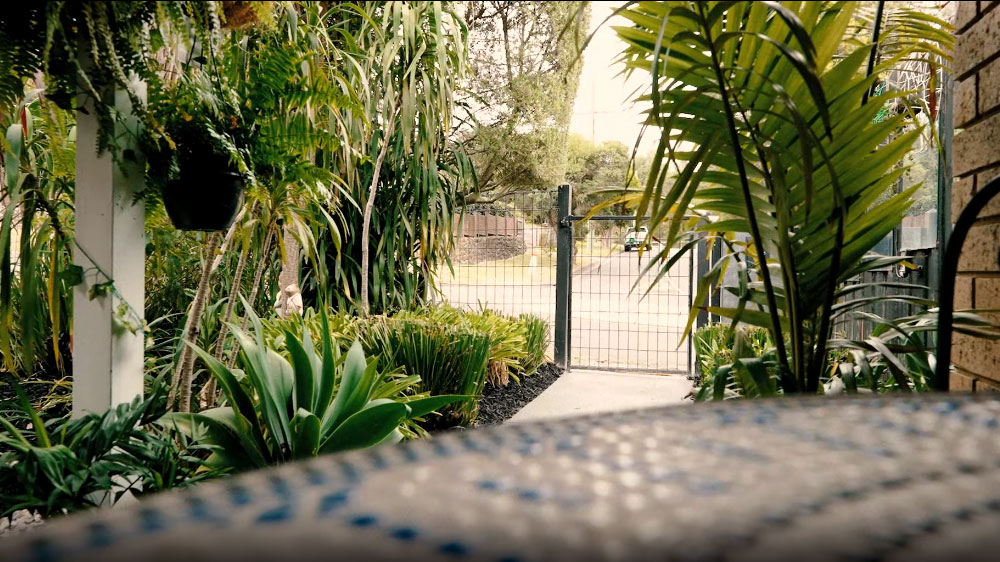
[[437, 248, 692, 373]]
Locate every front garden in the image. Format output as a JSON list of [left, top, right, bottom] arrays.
[[1, 2, 999, 557]]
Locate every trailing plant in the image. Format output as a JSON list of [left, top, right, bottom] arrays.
[[141, 67, 254, 197], [0, 3, 222, 155], [612, 1, 954, 393], [0, 378, 219, 518], [162, 304, 465, 472]]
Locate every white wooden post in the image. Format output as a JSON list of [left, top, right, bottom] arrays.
[[72, 80, 146, 417]]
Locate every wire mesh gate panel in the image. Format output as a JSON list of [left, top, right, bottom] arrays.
[[569, 221, 693, 372], [436, 185, 694, 375], [435, 190, 559, 360]]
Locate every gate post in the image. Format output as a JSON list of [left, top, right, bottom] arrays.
[[695, 236, 723, 332], [554, 184, 573, 369]]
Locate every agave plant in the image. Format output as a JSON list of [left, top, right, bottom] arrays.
[[162, 304, 465, 471], [613, 1, 953, 393]]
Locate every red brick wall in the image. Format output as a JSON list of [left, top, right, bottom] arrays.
[[951, 0, 1000, 391]]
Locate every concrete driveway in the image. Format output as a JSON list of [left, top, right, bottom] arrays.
[[509, 369, 692, 423]]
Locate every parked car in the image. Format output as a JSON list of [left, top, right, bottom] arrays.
[[624, 227, 649, 252]]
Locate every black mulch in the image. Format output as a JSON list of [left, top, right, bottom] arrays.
[[474, 362, 563, 427], [0, 372, 71, 421]]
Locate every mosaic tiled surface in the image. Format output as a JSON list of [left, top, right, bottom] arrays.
[[3, 395, 1000, 561]]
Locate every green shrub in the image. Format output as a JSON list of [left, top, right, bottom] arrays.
[[162, 306, 465, 472], [393, 305, 548, 386], [262, 304, 550, 426], [263, 307, 362, 351], [517, 314, 549, 376], [461, 308, 527, 386], [365, 316, 490, 428], [692, 324, 778, 400], [0, 378, 218, 517]]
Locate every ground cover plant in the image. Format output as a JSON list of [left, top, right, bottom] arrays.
[[0, 378, 219, 518]]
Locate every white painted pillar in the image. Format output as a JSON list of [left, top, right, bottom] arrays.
[[72, 80, 146, 417]]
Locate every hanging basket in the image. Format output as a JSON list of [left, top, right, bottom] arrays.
[[163, 166, 245, 232]]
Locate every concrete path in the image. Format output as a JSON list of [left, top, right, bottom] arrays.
[[509, 369, 692, 423]]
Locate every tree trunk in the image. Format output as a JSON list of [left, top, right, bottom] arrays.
[[168, 232, 222, 412], [200, 238, 250, 409], [167, 206, 245, 411], [227, 226, 277, 369], [277, 229, 301, 295], [360, 111, 398, 314]]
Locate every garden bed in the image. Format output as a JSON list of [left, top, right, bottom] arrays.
[[474, 362, 562, 427], [0, 372, 70, 419]]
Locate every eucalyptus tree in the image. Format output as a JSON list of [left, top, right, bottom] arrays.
[[459, 1, 590, 199], [612, 1, 955, 393]]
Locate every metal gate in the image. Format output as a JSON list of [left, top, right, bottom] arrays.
[[438, 184, 695, 374]]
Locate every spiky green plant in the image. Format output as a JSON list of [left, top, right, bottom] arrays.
[[162, 303, 465, 471], [364, 315, 490, 428]]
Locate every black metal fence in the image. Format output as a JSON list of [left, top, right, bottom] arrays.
[[566, 215, 692, 372], [438, 185, 695, 374], [436, 190, 560, 361]]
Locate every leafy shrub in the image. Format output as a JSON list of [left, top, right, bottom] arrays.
[[692, 324, 777, 400], [517, 314, 549, 376], [365, 316, 490, 428], [162, 308, 464, 472], [452, 308, 525, 387], [0, 379, 218, 518], [262, 304, 549, 426], [262, 307, 362, 351], [393, 305, 548, 386]]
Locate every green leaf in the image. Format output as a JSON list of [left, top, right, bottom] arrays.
[[284, 328, 316, 413], [402, 394, 468, 419], [290, 409, 321, 459], [325, 339, 368, 432], [59, 264, 84, 287], [320, 400, 408, 454]]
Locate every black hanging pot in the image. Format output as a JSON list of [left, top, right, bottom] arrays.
[[163, 153, 246, 231]]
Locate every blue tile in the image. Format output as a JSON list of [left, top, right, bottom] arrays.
[[440, 541, 469, 557], [256, 504, 293, 524], [317, 491, 351, 517], [349, 514, 379, 527], [390, 527, 419, 541]]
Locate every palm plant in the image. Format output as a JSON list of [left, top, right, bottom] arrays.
[[612, 1, 954, 393]]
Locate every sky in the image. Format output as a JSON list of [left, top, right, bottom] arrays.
[[569, 1, 658, 156]]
